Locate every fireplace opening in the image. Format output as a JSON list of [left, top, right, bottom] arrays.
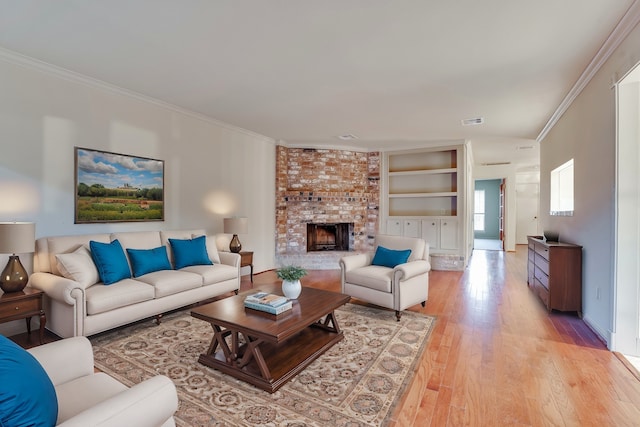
[[307, 223, 352, 252]]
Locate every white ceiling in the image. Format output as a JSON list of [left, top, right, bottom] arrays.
[[0, 1, 636, 171]]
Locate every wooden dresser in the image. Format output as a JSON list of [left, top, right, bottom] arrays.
[[527, 236, 582, 316]]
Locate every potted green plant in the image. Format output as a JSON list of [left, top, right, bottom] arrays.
[[276, 265, 307, 299]]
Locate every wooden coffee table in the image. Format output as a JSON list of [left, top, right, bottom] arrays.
[[191, 284, 350, 393]]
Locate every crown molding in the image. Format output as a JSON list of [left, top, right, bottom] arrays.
[[0, 46, 275, 144], [537, 0, 640, 142]]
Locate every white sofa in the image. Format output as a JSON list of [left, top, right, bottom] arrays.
[[28, 336, 178, 426], [29, 229, 240, 338]]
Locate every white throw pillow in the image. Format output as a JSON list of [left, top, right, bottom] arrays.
[[192, 234, 221, 264], [55, 245, 100, 288]]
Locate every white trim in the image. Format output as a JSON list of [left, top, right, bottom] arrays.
[[537, 0, 640, 142], [584, 313, 613, 348], [0, 46, 275, 144]]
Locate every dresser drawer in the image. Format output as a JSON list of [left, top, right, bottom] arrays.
[[0, 297, 40, 319], [534, 243, 550, 261], [534, 266, 549, 289], [533, 279, 550, 307], [534, 254, 549, 275]]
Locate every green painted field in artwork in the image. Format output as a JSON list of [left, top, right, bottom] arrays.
[[76, 197, 163, 222]]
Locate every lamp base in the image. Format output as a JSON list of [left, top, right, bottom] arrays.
[[229, 234, 242, 253], [0, 255, 29, 293]]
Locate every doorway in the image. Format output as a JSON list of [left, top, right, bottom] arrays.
[[474, 179, 503, 251], [614, 63, 640, 362]]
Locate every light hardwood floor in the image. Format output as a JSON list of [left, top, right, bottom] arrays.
[[247, 245, 640, 426], [13, 245, 640, 425]]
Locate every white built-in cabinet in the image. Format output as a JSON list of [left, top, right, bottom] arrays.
[[382, 144, 470, 268]]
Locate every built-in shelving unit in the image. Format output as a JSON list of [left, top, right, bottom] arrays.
[[381, 144, 470, 270]]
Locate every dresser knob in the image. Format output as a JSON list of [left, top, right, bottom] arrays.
[[15, 306, 19, 310]]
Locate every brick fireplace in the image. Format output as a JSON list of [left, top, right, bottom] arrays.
[[275, 146, 380, 269]]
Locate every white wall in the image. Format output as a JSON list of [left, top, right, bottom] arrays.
[[539, 20, 640, 346], [0, 55, 276, 335]]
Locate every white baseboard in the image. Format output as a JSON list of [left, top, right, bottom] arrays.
[[583, 314, 612, 349]]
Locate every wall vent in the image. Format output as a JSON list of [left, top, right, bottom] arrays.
[[481, 161, 511, 166], [461, 117, 484, 126], [336, 134, 358, 140]]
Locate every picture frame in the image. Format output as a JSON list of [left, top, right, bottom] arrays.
[[74, 147, 164, 223]]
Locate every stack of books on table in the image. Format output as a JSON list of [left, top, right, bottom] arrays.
[[244, 292, 292, 315]]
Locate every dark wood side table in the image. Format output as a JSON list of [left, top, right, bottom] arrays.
[[239, 251, 254, 283], [0, 287, 46, 344]]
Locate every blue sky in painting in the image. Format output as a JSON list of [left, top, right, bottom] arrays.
[[76, 149, 163, 190]]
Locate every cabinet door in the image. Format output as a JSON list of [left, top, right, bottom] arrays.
[[440, 219, 458, 250], [403, 220, 420, 237], [421, 220, 439, 249], [386, 219, 403, 236]]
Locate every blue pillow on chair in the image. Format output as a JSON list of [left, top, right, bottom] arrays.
[[371, 245, 412, 268], [169, 235, 213, 270], [127, 246, 172, 277], [90, 239, 132, 285], [0, 335, 58, 427]]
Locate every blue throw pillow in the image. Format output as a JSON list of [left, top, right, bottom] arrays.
[[89, 239, 132, 285], [169, 235, 213, 270], [371, 245, 412, 268], [0, 335, 58, 427], [127, 246, 172, 277]]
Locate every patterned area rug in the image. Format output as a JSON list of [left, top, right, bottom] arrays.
[[91, 304, 435, 426]]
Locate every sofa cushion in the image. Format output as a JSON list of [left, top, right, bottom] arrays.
[[0, 335, 58, 427], [126, 246, 172, 277], [193, 234, 221, 264], [46, 234, 110, 276], [55, 245, 100, 288], [134, 270, 203, 298], [160, 229, 207, 265], [372, 245, 412, 268], [375, 235, 425, 261], [90, 239, 132, 285], [181, 263, 239, 284], [85, 279, 154, 315], [169, 236, 213, 269], [55, 372, 127, 424], [345, 266, 394, 293], [110, 231, 163, 252]]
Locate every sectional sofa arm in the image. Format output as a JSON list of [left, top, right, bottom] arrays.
[[393, 260, 431, 281], [339, 253, 373, 271], [29, 272, 86, 306], [58, 375, 178, 427], [28, 336, 95, 386], [219, 251, 241, 268]]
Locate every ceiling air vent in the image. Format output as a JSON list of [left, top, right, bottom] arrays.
[[462, 117, 484, 126], [516, 145, 535, 150], [336, 134, 358, 140]]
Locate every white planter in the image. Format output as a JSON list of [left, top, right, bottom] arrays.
[[282, 279, 302, 299]]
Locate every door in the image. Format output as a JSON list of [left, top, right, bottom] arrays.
[[499, 180, 505, 250], [516, 183, 540, 244]]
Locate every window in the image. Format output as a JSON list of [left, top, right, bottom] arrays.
[[474, 189, 485, 231], [550, 159, 574, 216]]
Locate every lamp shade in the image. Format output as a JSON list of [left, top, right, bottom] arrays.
[[223, 217, 248, 235], [0, 222, 35, 254]]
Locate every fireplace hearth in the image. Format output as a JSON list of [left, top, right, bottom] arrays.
[[307, 223, 352, 252]]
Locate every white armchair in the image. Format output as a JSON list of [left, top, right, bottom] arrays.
[[340, 234, 430, 321], [27, 336, 178, 427]]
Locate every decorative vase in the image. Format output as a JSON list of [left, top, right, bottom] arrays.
[[282, 279, 302, 299]]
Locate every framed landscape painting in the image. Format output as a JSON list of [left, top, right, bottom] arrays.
[[74, 147, 164, 223]]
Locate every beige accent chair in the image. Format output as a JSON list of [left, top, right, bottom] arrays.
[[340, 234, 430, 321], [28, 336, 178, 427]]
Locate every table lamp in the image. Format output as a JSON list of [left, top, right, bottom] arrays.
[[223, 217, 248, 253], [0, 222, 35, 293]]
